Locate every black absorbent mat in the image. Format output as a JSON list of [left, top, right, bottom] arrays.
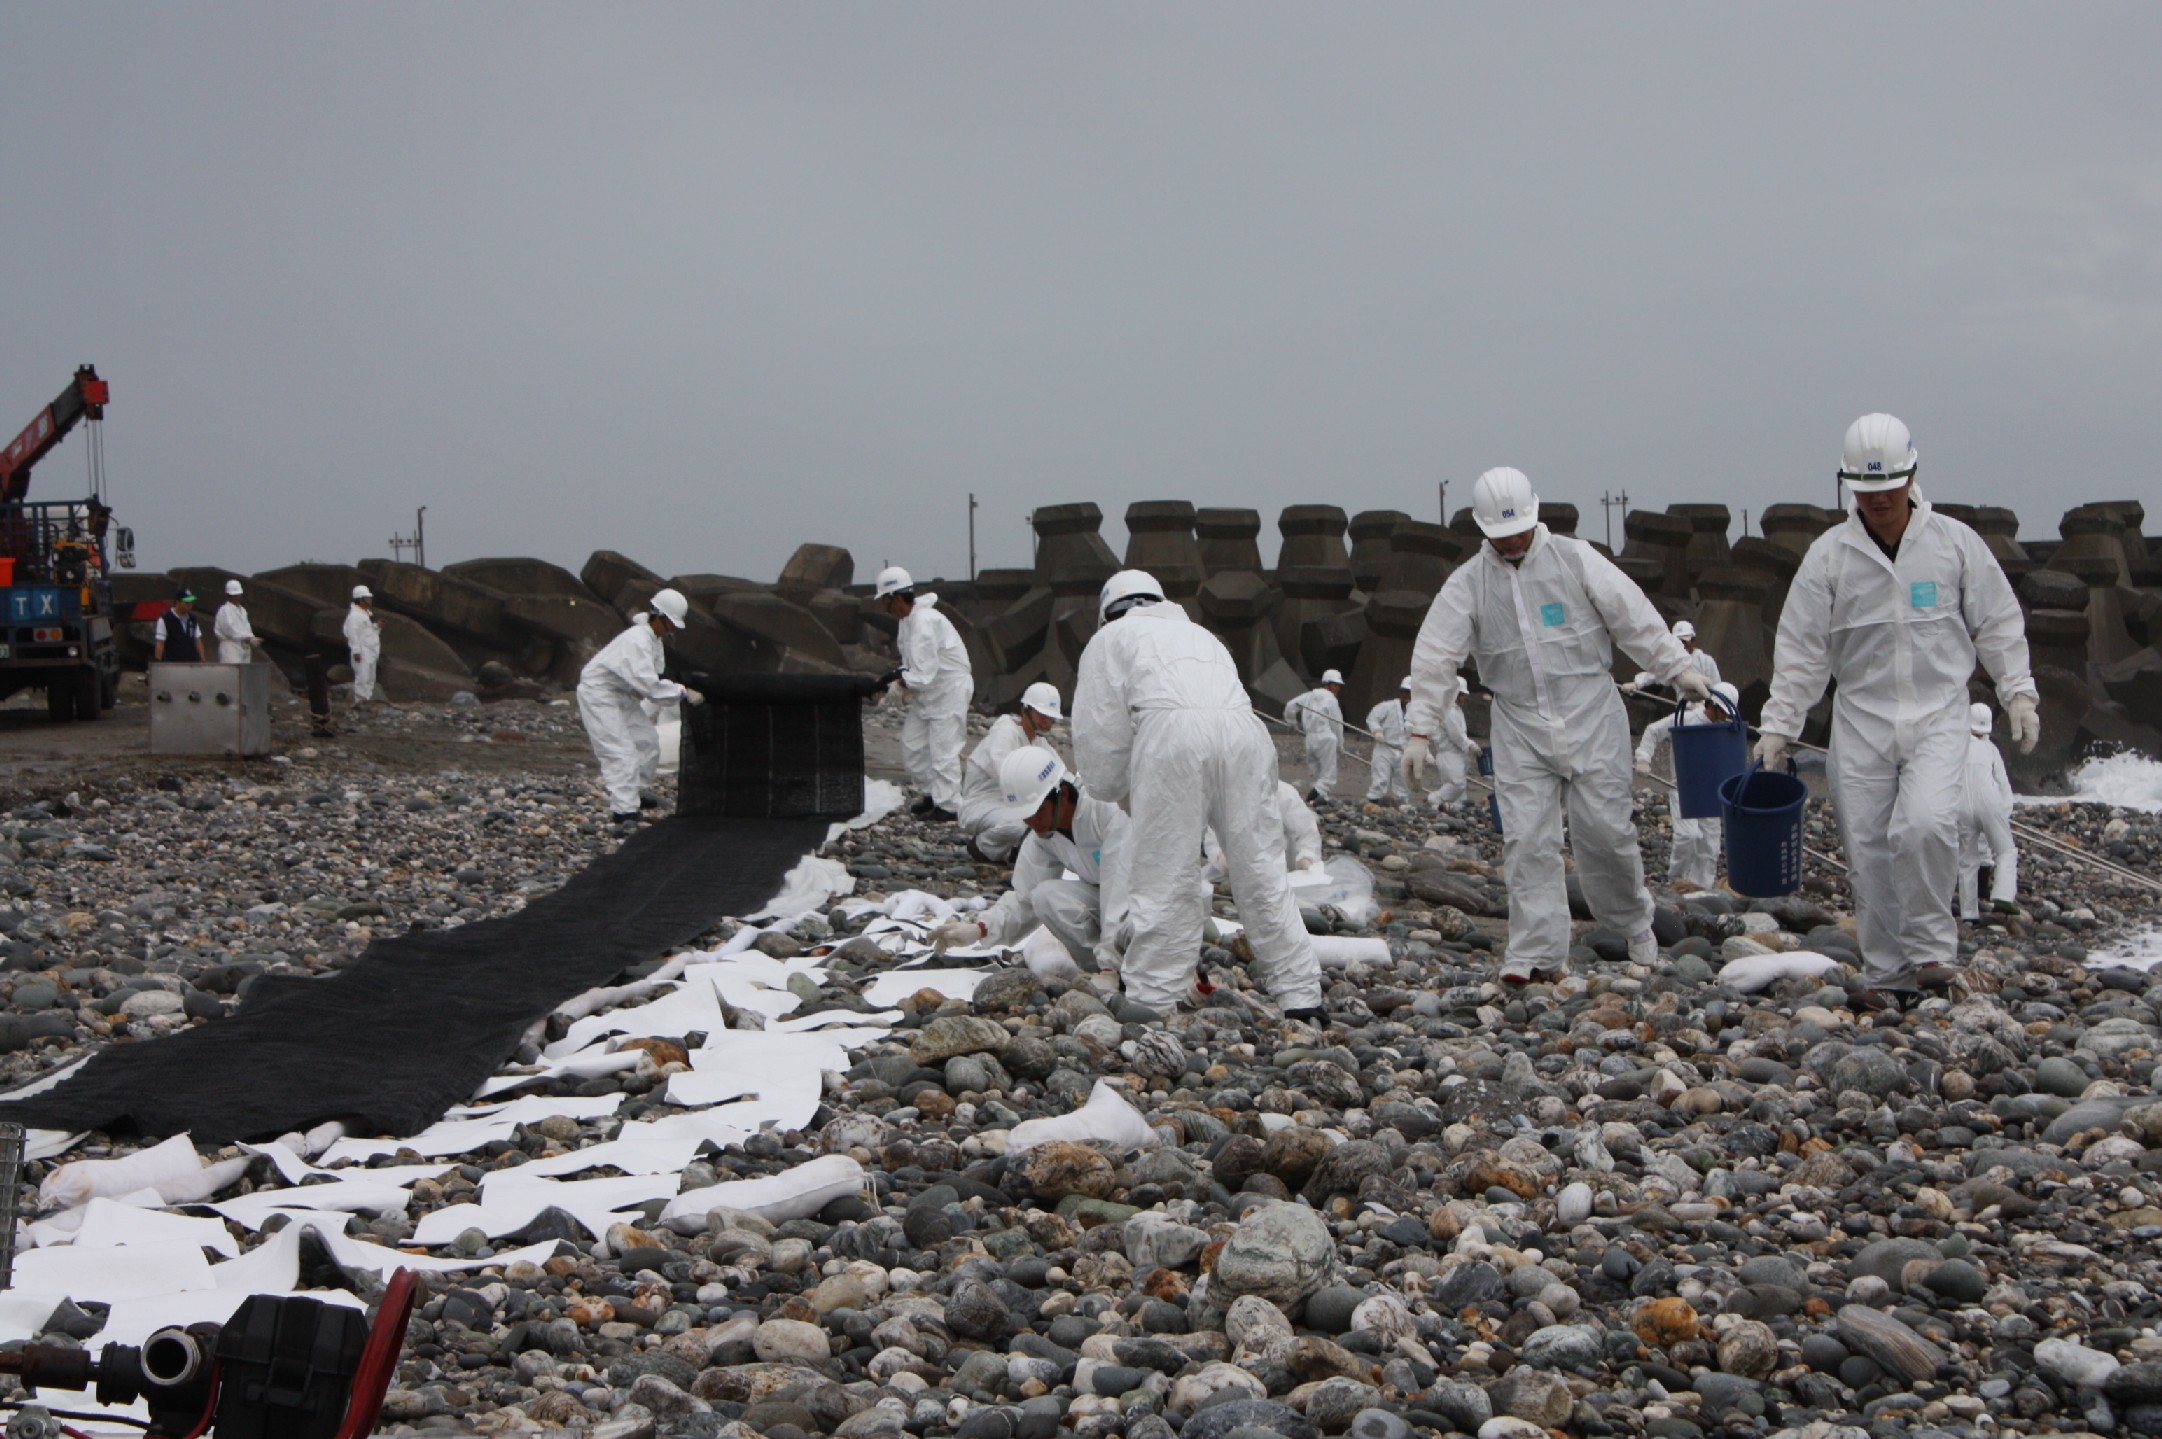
[[679, 672, 880, 821], [0, 815, 830, 1144]]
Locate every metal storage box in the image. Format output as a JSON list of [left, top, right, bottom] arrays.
[[149, 661, 272, 756]]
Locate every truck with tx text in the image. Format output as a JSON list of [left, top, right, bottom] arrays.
[[0, 364, 134, 721]]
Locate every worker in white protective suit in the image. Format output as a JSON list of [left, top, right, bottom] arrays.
[[1673, 621, 1721, 685], [214, 579, 261, 664], [579, 589, 701, 827], [1283, 669, 1346, 802], [1758, 414, 2038, 1009], [1622, 622, 1720, 697], [932, 748, 1131, 975], [876, 566, 973, 822], [1404, 468, 1712, 983], [1957, 702, 2020, 920], [1634, 681, 1743, 892], [1427, 676, 1481, 808], [1072, 570, 1325, 1021], [343, 586, 382, 704], [1365, 679, 1414, 804], [956, 682, 1063, 863], [1207, 782, 1323, 880]]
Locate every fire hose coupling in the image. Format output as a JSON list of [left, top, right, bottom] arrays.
[[141, 1326, 208, 1388]]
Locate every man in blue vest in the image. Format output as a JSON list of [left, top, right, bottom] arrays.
[[153, 591, 204, 663]]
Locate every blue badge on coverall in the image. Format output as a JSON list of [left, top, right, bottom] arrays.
[[1910, 581, 1938, 609], [1540, 602, 1566, 627]]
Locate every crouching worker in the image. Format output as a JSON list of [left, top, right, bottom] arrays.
[[1208, 781, 1323, 880], [956, 681, 1063, 863], [932, 748, 1132, 975]]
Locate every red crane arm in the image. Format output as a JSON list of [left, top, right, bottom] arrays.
[[0, 364, 107, 503]]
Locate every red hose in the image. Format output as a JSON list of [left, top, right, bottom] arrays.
[[334, 1268, 420, 1439]]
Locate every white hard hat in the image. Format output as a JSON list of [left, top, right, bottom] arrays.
[[1321, 669, 1344, 686], [225, 579, 244, 597], [1672, 620, 1696, 641], [352, 585, 372, 601], [1099, 569, 1165, 622], [1398, 675, 1413, 692], [1471, 467, 1540, 539], [1020, 682, 1063, 723], [649, 587, 690, 628], [1710, 682, 1741, 714], [1839, 413, 1919, 491], [994, 745, 1068, 823], [875, 566, 914, 598], [1969, 702, 1994, 736]]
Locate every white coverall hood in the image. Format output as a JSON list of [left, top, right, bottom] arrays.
[[1072, 602, 1322, 1012], [1761, 495, 2035, 987], [578, 621, 687, 814], [979, 787, 1133, 973], [896, 592, 974, 811], [1405, 529, 1693, 969], [1958, 731, 2019, 917], [956, 713, 1059, 861], [1283, 684, 1346, 799], [342, 602, 382, 702], [214, 599, 258, 665]]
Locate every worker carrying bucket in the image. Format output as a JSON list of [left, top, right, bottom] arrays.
[[1635, 681, 1743, 890], [1721, 759, 1808, 900], [1755, 412, 2038, 1013], [1660, 684, 1748, 821], [1403, 466, 1712, 984]]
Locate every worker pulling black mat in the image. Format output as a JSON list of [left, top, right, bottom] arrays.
[[0, 815, 830, 1143]]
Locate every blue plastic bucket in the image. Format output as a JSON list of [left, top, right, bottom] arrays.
[[1478, 745, 1501, 834], [1669, 698, 1748, 820], [1721, 761, 1807, 897]]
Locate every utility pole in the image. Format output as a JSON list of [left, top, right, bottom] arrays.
[[1438, 479, 1449, 525], [1742, 508, 1751, 538], [388, 506, 427, 568], [967, 493, 979, 581], [1599, 489, 1630, 551]]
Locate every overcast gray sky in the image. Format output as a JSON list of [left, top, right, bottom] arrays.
[[5, 5, 2158, 583]]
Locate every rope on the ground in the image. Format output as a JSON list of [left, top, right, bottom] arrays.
[[1760, 729, 2162, 894], [1259, 710, 1494, 794]]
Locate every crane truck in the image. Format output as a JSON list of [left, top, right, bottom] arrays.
[[0, 364, 133, 721]]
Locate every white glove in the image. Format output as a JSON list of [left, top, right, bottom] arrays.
[[1620, 683, 1640, 697], [682, 689, 706, 707], [2007, 694, 2041, 754], [1673, 670, 1714, 703], [1297, 855, 1322, 870], [931, 920, 985, 953], [1089, 940, 1123, 975], [1402, 734, 1433, 789], [1634, 759, 1651, 779], [882, 682, 913, 710], [1753, 732, 1791, 768]]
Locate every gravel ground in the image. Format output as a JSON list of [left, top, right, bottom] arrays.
[[5, 695, 2162, 1439]]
